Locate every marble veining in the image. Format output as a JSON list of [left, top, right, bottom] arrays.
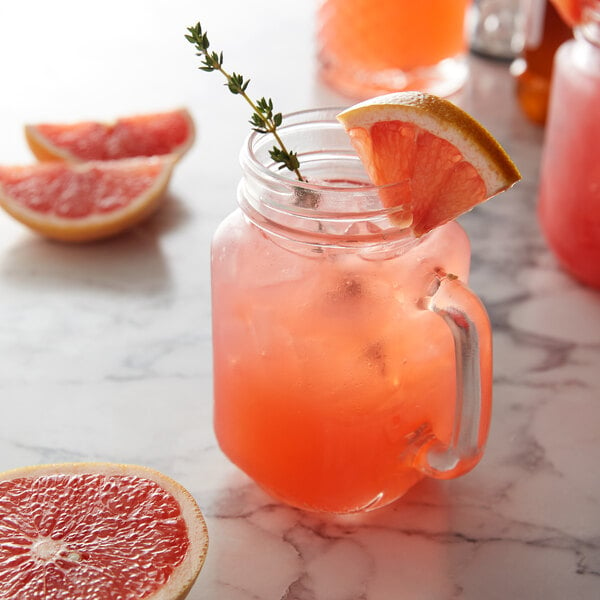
[[0, 1, 599, 599]]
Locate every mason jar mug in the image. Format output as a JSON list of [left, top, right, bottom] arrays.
[[211, 108, 493, 513]]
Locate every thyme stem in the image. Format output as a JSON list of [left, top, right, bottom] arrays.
[[185, 22, 304, 182]]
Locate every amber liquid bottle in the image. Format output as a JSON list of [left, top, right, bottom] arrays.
[[513, 0, 572, 125]]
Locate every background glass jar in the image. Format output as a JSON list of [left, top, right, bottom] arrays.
[[538, 1, 600, 287], [317, 0, 472, 99], [211, 109, 493, 513]]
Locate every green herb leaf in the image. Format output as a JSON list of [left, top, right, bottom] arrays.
[[186, 21, 305, 182]]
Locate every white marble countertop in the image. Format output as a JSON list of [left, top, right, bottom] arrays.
[[1, 1, 599, 598]]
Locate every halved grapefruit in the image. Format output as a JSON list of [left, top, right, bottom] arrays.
[[0, 462, 208, 600], [337, 92, 521, 236], [25, 108, 195, 162], [0, 155, 176, 242]]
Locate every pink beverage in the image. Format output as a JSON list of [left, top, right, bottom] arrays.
[[211, 109, 492, 513], [538, 3, 600, 287], [317, 0, 471, 98]]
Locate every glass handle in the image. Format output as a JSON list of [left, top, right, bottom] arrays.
[[415, 274, 491, 479]]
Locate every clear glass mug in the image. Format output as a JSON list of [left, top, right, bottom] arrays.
[[211, 108, 492, 513], [317, 0, 472, 99]]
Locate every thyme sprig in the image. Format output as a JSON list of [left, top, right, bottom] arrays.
[[185, 22, 304, 182]]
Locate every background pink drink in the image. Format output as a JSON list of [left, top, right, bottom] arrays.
[[538, 12, 600, 287]]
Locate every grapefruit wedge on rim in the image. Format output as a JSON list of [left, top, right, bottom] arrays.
[[337, 92, 521, 236], [0, 155, 176, 242], [0, 462, 208, 600], [25, 108, 195, 163]]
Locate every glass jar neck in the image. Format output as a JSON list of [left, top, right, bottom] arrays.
[[577, 0, 600, 46], [238, 107, 418, 250]]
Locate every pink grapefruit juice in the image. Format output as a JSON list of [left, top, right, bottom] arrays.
[[538, 32, 600, 287], [212, 216, 492, 513], [318, 0, 471, 97]]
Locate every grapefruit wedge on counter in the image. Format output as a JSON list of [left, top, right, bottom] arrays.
[[337, 92, 521, 236], [25, 108, 195, 163], [0, 462, 208, 600], [0, 155, 176, 242]]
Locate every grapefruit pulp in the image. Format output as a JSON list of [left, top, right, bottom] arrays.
[[0, 155, 176, 242], [337, 92, 521, 236], [550, 0, 587, 25], [25, 108, 195, 162], [0, 462, 208, 600]]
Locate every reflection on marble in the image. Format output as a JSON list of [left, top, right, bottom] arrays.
[[0, 1, 599, 599]]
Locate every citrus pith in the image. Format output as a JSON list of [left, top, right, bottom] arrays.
[[0, 155, 176, 242], [0, 462, 208, 600], [337, 91, 521, 236], [25, 108, 195, 163]]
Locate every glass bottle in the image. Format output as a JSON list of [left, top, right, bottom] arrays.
[[470, 0, 525, 60], [538, 1, 600, 287], [512, 0, 573, 124], [211, 108, 493, 513]]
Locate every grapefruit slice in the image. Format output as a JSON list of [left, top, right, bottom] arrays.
[[337, 92, 521, 236], [550, 0, 586, 26], [0, 462, 208, 600], [25, 109, 195, 162], [0, 155, 176, 242]]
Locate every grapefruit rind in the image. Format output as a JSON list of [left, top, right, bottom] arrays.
[[0, 155, 176, 242], [337, 91, 521, 201], [24, 108, 195, 163], [0, 462, 209, 600]]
